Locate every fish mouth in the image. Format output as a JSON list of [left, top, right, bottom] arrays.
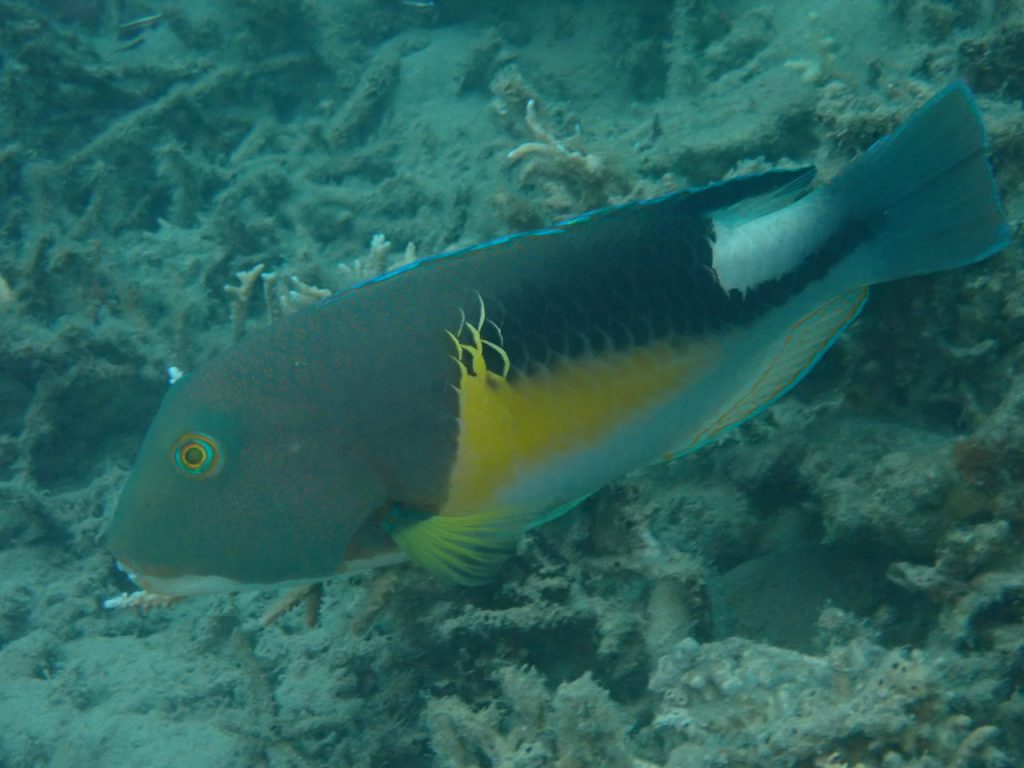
[[112, 558, 268, 597], [103, 559, 185, 610], [112, 558, 182, 596], [114, 558, 144, 588]]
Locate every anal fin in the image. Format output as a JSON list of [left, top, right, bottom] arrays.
[[675, 287, 869, 457]]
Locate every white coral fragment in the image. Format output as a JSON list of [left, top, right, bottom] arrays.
[[103, 590, 183, 611], [224, 262, 265, 340], [338, 231, 416, 287], [367, 231, 392, 275], [504, 97, 620, 211], [281, 275, 331, 313], [506, 99, 600, 172]]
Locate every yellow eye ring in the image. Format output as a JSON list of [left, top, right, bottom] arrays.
[[172, 434, 219, 476]]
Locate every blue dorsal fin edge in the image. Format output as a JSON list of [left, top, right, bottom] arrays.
[[320, 166, 818, 307]]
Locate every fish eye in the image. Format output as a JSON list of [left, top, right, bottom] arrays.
[[172, 434, 220, 476]]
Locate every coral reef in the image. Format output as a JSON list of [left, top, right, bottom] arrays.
[[426, 667, 632, 768], [0, 0, 1022, 766]]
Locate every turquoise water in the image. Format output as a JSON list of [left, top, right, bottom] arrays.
[[1, 1, 1022, 766]]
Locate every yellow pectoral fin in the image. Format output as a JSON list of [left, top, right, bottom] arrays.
[[386, 503, 532, 585], [387, 493, 592, 585]]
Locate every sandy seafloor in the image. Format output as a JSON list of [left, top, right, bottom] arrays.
[[1, 0, 1023, 765]]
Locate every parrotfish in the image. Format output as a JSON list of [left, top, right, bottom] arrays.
[[107, 83, 1009, 596]]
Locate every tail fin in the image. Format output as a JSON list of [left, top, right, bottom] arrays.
[[827, 82, 1010, 288]]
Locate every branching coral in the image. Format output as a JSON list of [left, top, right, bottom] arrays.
[[336, 232, 417, 289], [505, 98, 625, 212], [224, 263, 266, 341], [426, 666, 632, 768], [220, 230, 415, 339]]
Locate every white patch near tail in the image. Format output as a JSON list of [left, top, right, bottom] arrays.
[[712, 82, 1009, 299], [712, 195, 838, 294]]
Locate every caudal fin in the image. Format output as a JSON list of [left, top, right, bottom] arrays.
[[828, 82, 1010, 288]]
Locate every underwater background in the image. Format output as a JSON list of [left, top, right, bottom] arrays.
[[0, 0, 1022, 766]]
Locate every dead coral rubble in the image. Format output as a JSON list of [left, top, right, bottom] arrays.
[[1, 0, 1024, 766]]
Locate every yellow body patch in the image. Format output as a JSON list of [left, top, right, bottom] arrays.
[[443, 297, 720, 517]]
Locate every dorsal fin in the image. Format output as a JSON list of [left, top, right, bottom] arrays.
[[712, 167, 816, 228]]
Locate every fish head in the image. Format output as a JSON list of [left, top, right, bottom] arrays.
[[106, 362, 387, 596]]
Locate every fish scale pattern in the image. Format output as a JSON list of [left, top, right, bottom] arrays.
[[475, 199, 728, 379], [480, 176, 873, 382]]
